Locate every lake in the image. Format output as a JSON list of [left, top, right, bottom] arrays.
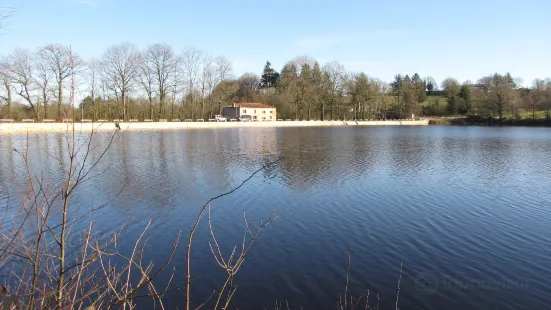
[[1, 126, 551, 309]]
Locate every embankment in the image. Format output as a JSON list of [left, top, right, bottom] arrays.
[[429, 117, 551, 127], [0, 119, 429, 134]]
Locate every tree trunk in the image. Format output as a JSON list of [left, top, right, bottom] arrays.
[[43, 91, 48, 120], [149, 98, 153, 120], [201, 98, 205, 120], [57, 76, 63, 120], [91, 90, 95, 121], [160, 94, 166, 120], [123, 91, 127, 121], [159, 98, 163, 120], [3, 81, 11, 118]]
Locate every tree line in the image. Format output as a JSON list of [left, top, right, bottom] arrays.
[[1, 44, 550, 121]]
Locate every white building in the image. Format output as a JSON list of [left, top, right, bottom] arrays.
[[223, 102, 277, 121]]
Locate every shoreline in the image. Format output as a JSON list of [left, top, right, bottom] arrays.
[[0, 119, 430, 134], [429, 117, 551, 127]]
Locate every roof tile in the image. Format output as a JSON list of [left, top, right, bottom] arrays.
[[232, 102, 273, 109]]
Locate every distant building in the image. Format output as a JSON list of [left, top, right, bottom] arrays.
[[223, 102, 276, 121]]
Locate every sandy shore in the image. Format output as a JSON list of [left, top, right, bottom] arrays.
[[0, 119, 430, 134]]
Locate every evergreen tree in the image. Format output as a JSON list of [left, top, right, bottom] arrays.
[[412, 73, 427, 103], [447, 95, 459, 115], [458, 84, 472, 114], [260, 61, 280, 89]]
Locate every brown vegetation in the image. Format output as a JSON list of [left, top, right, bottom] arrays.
[[1, 44, 550, 122]]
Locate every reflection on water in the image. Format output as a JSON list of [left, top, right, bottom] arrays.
[[1, 126, 551, 309]]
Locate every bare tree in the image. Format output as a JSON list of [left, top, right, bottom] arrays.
[[279, 62, 300, 119], [0, 129, 182, 309], [533, 78, 551, 119], [181, 47, 203, 119], [3, 49, 39, 118], [214, 56, 233, 82], [86, 58, 101, 120], [0, 63, 12, 118], [38, 44, 84, 119], [237, 72, 260, 102], [293, 55, 317, 68], [441, 77, 460, 98], [212, 80, 239, 114], [102, 42, 140, 120], [478, 73, 517, 120], [139, 43, 179, 119], [34, 50, 55, 119], [0, 6, 15, 31], [137, 52, 156, 119], [199, 55, 214, 119], [424, 76, 438, 95], [322, 61, 345, 120], [520, 87, 536, 119]]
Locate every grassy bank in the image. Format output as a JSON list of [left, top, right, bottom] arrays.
[[429, 117, 551, 127]]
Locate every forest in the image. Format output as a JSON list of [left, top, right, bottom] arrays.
[[1, 43, 550, 122]]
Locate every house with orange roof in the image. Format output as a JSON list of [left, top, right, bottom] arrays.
[[223, 102, 276, 121]]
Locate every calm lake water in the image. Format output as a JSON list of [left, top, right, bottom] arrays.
[[1, 126, 551, 309]]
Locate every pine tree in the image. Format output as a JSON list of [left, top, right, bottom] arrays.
[[412, 73, 426, 103], [458, 85, 472, 114], [260, 61, 280, 89]]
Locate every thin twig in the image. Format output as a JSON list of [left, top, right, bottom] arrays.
[[395, 262, 403, 310], [344, 244, 351, 310], [185, 156, 283, 310]]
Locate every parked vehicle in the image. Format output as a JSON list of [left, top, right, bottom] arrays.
[[239, 115, 252, 121], [214, 115, 227, 121]]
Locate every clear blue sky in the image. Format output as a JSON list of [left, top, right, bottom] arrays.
[[1, 0, 550, 86]]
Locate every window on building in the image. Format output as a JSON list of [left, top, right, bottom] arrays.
[[243, 109, 246, 113], [270, 116, 272, 120], [262, 110, 266, 113], [254, 110, 256, 113], [270, 110, 273, 114]]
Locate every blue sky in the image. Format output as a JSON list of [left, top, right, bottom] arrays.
[[1, 0, 550, 86]]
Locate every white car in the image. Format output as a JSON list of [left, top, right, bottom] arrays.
[[214, 115, 227, 122]]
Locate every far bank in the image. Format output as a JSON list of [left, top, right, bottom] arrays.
[[0, 119, 429, 134], [429, 117, 551, 127]]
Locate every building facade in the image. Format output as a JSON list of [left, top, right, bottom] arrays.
[[223, 103, 277, 121]]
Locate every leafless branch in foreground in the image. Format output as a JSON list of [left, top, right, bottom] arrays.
[[185, 156, 284, 310]]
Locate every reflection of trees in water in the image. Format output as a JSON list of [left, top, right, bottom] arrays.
[[0, 136, 14, 204], [275, 128, 383, 191], [186, 130, 232, 192], [387, 130, 432, 177], [471, 137, 514, 181], [273, 128, 467, 191]]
